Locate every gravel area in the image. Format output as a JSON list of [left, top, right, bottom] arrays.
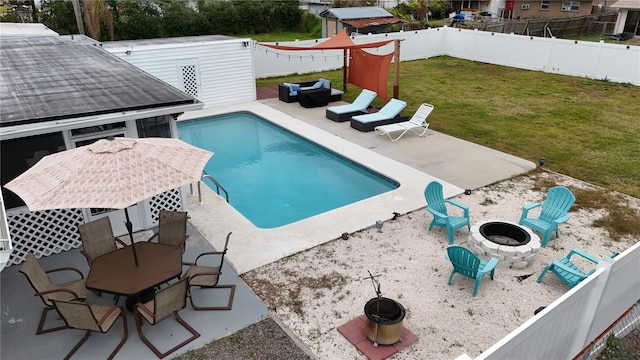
[[174, 316, 315, 360]]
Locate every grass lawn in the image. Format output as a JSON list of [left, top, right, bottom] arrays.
[[257, 56, 640, 199]]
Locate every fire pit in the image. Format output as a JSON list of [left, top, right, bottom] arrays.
[[469, 220, 541, 269], [363, 272, 405, 347]]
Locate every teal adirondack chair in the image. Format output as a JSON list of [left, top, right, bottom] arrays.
[[537, 249, 618, 288], [424, 181, 470, 244], [519, 185, 575, 247], [445, 245, 499, 297]]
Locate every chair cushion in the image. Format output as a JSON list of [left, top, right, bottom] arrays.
[[282, 83, 300, 96], [311, 80, 324, 89], [319, 78, 331, 89]]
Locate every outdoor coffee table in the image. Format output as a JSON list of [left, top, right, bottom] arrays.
[[86, 242, 182, 310], [298, 87, 331, 108]]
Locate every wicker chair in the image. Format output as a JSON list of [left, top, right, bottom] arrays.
[[147, 210, 189, 253], [133, 278, 200, 359], [51, 299, 128, 360], [78, 217, 127, 266], [19, 252, 87, 335], [183, 232, 236, 311]]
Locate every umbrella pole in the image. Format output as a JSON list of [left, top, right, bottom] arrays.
[[124, 208, 140, 266]]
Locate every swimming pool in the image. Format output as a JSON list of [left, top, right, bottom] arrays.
[[178, 111, 399, 228]]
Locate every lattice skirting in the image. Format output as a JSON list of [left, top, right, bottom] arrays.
[[6, 189, 185, 266]]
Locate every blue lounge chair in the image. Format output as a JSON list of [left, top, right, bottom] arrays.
[[536, 249, 601, 288], [325, 89, 377, 122], [424, 181, 470, 244], [350, 98, 408, 132], [519, 185, 575, 247], [445, 245, 499, 297]]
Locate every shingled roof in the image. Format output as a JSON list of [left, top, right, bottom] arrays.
[[0, 36, 199, 128]]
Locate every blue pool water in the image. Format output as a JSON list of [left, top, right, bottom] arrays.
[[178, 112, 399, 228]]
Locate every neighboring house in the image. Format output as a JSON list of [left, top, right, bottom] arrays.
[[610, 0, 640, 37], [0, 24, 203, 266], [449, 1, 599, 20], [100, 35, 256, 108], [319, 7, 405, 37]]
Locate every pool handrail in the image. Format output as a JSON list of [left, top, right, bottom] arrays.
[[190, 172, 229, 203]]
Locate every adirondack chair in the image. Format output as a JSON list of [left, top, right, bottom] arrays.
[[424, 181, 470, 244], [519, 186, 575, 247], [537, 249, 618, 288], [445, 245, 499, 297]]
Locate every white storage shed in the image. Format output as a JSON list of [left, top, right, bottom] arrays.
[[101, 35, 257, 108]]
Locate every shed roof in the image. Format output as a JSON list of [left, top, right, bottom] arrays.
[[0, 36, 198, 128], [320, 7, 392, 20], [342, 17, 405, 29]]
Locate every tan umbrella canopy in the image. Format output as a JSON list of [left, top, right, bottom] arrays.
[[5, 137, 213, 265]]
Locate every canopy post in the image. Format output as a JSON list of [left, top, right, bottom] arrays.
[[343, 48, 348, 91], [393, 39, 400, 99]]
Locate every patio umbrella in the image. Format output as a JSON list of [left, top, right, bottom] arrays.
[[4, 137, 213, 266]]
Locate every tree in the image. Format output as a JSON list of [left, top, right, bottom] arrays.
[[82, 0, 114, 40]]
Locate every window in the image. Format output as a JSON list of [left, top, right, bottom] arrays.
[[522, 1, 530, 10], [540, 0, 550, 10], [561, 1, 580, 11], [1, 132, 65, 209], [136, 115, 172, 138]]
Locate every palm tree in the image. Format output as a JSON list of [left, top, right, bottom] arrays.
[[71, 0, 114, 40]]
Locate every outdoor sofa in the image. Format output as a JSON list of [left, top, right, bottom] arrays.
[[278, 79, 343, 103]]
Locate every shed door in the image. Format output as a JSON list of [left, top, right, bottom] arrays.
[[327, 19, 338, 37]]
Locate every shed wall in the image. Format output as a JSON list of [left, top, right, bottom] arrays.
[[106, 40, 256, 108]]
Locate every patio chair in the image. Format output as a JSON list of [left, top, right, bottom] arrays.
[[325, 89, 377, 122], [374, 103, 433, 141], [350, 98, 408, 132], [183, 232, 236, 311], [445, 245, 499, 297], [537, 249, 617, 288], [19, 252, 87, 335], [519, 185, 575, 247], [134, 278, 200, 359], [424, 181, 470, 244], [147, 210, 189, 253], [51, 299, 128, 360], [78, 217, 127, 266]]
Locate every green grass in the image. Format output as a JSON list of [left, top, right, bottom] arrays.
[[257, 56, 640, 199]]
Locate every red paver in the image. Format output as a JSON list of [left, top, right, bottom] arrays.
[[337, 315, 419, 360]]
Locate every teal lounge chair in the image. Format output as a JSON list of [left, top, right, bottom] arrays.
[[519, 185, 575, 247], [536, 249, 599, 288], [325, 89, 377, 122], [445, 245, 499, 297], [350, 98, 408, 132], [424, 181, 470, 244]]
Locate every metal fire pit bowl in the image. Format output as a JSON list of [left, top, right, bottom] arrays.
[[364, 297, 405, 346]]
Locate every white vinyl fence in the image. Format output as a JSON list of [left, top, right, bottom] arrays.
[[457, 241, 640, 360], [253, 27, 640, 86]]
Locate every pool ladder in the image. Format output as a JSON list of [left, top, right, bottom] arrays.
[[190, 171, 229, 203]]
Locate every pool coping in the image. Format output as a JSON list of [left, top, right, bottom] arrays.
[[178, 101, 464, 274]]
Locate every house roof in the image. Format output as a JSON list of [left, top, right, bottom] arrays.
[[320, 7, 393, 20], [0, 36, 199, 128], [609, 0, 640, 9]]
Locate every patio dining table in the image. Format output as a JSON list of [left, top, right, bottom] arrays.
[[85, 242, 182, 310]]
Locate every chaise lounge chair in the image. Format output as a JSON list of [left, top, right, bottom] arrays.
[[325, 89, 377, 122], [350, 98, 408, 132], [374, 103, 434, 141]]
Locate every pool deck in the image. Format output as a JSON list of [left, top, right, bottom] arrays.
[[178, 100, 535, 275]]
